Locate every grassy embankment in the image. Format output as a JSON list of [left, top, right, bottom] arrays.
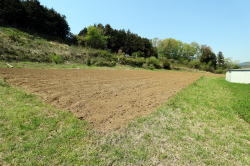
[[1, 26, 210, 71], [0, 73, 249, 165], [0, 26, 116, 66], [0, 26, 171, 70]]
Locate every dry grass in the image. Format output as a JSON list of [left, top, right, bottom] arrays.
[[91, 77, 250, 165]]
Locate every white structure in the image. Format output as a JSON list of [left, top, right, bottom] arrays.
[[226, 69, 250, 84]]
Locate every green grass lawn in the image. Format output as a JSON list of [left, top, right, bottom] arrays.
[[0, 76, 249, 165]]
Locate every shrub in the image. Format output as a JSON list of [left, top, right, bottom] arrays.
[[98, 50, 114, 59], [131, 51, 144, 58], [49, 54, 64, 64], [189, 59, 201, 69], [144, 57, 161, 69], [142, 63, 155, 70], [214, 68, 225, 74], [200, 63, 215, 72], [84, 57, 116, 67], [85, 57, 91, 66], [161, 58, 171, 69], [88, 49, 115, 59], [75, 35, 85, 46], [214, 67, 227, 74], [119, 57, 146, 67], [179, 58, 189, 65]]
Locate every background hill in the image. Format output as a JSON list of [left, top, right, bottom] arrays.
[[239, 62, 250, 68]]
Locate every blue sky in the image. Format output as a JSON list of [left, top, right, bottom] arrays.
[[40, 0, 249, 62]]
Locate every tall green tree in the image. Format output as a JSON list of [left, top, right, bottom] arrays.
[[200, 45, 217, 68], [190, 42, 201, 58], [182, 43, 197, 60], [84, 26, 107, 49], [158, 38, 183, 59], [217, 51, 225, 67]]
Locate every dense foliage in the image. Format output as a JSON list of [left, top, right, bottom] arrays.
[[0, 0, 70, 40], [78, 24, 158, 58], [83, 26, 107, 49], [157, 38, 200, 60], [155, 38, 239, 72]]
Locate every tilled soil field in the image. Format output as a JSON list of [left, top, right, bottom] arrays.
[[0, 68, 207, 131]]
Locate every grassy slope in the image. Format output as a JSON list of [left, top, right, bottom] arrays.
[[0, 26, 117, 64], [0, 26, 203, 72], [0, 75, 249, 165]]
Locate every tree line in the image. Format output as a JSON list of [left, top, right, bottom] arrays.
[[154, 38, 238, 72], [0, 0, 70, 40], [76, 24, 157, 58]]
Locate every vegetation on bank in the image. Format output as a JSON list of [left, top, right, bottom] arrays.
[[0, 27, 170, 70], [75, 24, 239, 73], [0, 76, 249, 165], [1, 0, 240, 73], [1, 26, 240, 72]]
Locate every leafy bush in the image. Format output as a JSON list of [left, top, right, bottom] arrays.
[[161, 58, 171, 69], [200, 62, 215, 73], [75, 35, 85, 46], [144, 57, 161, 69], [214, 68, 225, 74], [179, 58, 189, 65], [84, 57, 116, 67], [85, 57, 92, 66], [142, 63, 154, 70], [49, 54, 64, 64], [87, 49, 115, 59], [189, 59, 201, 69], [131, 51, 144, 57], [119, 57, 146, 67]]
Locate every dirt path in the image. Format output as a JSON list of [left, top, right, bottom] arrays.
[[0, 68, 216, 131]]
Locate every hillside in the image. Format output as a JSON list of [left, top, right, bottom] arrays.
[[0, 27, 118, 66], [1, 27, 241, 73], [239, 62, 250, 68], [0, 26, 172, 69]]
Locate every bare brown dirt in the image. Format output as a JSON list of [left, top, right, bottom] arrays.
[[0, 68, 218, 131]]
